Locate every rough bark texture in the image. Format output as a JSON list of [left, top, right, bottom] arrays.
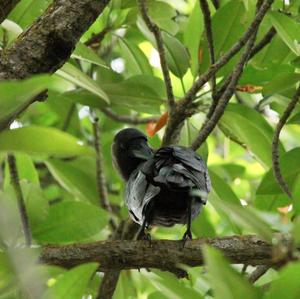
[[0, 0, 20, 24], [0, 0, 110, 79], [40, 235, 273, 276]]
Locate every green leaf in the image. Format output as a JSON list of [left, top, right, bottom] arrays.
[[43, 263, 98, 299], [292, 216, 300, 246], [8, 0, 51, 28], [46, 158, 98, 205], [220, 103, 285, 168], [184, 2, 203, 76], [32, 201, 108, 243], [162, 32, 190, 78], [210, 170, 240, 204], [142, 271, 203, 299], [118, 37, 153, 75], [0, 126, 94, 157], [56, 63, 109, 104], [264, 262, 300, 299], [268, 11, 300, 56], [257, 148, 300, 197], [148, 1, 178, 35], [203, 246, 262, 299], [288, 112, 300, 124], [199, 0, 248, 76], [210, 198, 273, 241], [263, 72, 300, 97], [72, 42, 108, 67], [0, 75, 51, 128]]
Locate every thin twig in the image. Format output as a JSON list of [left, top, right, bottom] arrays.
[[272, 85, 300, 198], [7, 154, 32, 246], [138, 0, 175, 110], [211, 0, 219, 9], [192, 0, 267, 150], [91, 114, 114, 218], [101, 108, 159, 124], [199, 0, 216, 99], [249, 27, 276, 59], [248, 265, 270, 283], [162, 0, 274, 146], [183, 0, 274, 104], [84, 26, 112, 47]]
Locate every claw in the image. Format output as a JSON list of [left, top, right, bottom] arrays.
[[181, 230, 192, 248]]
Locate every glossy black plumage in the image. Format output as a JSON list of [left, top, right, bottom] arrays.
[[112, 128, 211, 240]]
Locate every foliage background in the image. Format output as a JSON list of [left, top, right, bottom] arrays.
[[0, 0, 300, 298]]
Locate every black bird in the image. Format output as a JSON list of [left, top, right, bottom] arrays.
[[112, 128, 211, 242]]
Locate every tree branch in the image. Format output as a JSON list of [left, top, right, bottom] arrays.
[[199, 0, 216, 100], [101, 108, 159, 124], [92, 115, 115, 220], [0, 0, 20, 24], [40, 235, 274, 276], [0, 0, 110, 80], [138, 0, 175, 110], [248, 265, 270, 283], [162, 0, 274, 146], [248, 27, 276, 59], [272, 85, 300, 198], [7, 154, 32, 246]]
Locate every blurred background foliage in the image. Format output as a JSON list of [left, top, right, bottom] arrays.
[[0, 0, 300, 298]]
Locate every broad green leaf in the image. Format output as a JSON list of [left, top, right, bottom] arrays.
[[220, 103, 285, 168], [192, 209, 216, 237], [0, 75, 51, 129], [264, 262, 300, 299], [32, 201, 108, 243], [292, 216, 300, 246], [210, 170, 240, 204], [199, 0, 248, 76], [257, 148, 300, 197], [203, 246, 262, 299], [46, 159, 98, 205], [43, 263, 98, 299], [162, 32, 190, 78], [72, 42, 107, 67], [0, 126, 94, 157], [288, 112, 300, 124], [148, 1, 178, 35], [65, 75, 164, 113], [184, 2, 203, 76], [263, 72, 300, 97], [56, 63, 109, 103], [142, 271, 203, 299], [268, 11, 300, 56], [8, 0, 51, 28], [210, 198, 273, 241], [118, 37, 153, 75]]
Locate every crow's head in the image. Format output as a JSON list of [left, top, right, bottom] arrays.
[[112, 128, 153, 180]]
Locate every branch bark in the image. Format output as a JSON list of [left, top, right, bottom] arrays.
[[40, 235, 273, 276], [0, 0, 20, 24], [0, 0, 110, 80]]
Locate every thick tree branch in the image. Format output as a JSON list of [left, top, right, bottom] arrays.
[[0, 0, 20, 24], [162, 0, 274, 146], [0, 0, 110, 80], [7, 154, 32, 246], [101, 108, 159, 124], [272, 85, 300, 198], [40, 235, 273, 276], [138, 0, 175, 110]]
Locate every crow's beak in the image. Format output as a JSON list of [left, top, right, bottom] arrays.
[[130, 142, 153, 160]]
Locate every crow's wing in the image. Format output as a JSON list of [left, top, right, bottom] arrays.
[[125, 166, 160, 224], [153, 146, 211, 200]]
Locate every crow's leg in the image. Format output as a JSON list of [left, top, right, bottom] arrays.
[[134, 202, 153, 245], [182, 198, 193, 247]]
